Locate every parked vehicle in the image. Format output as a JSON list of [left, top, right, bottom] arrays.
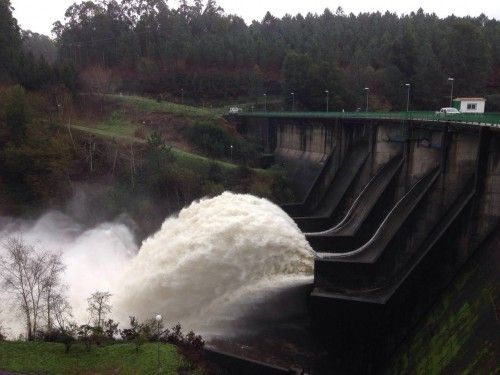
[[436, 107, 460, 114], [229, 106, 242, 114]]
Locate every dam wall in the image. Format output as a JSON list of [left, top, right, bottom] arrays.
[[232, 113, 500, 372]]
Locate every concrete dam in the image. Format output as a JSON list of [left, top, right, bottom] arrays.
[[230, 112, 500, 373]]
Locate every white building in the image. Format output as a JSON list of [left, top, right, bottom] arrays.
[[452, 97, 486, 114]]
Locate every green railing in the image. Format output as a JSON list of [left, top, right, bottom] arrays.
[[238, 111, 500, 126]]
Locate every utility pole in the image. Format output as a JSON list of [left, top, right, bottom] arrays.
[[448, 78, 454, 107], [405, 83, 411, 112], [325, 90, 329, 112], [364, 87, 370, 111]]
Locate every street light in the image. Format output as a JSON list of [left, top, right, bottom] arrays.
[[155, 314, 162, 373], [364, 88, 370, 112], [291, 92, 295, 112], [325, 90, 329, 112], [263, 93, 267, 112], [230, 144, 234, 161], [404, 83, 411, 112], [448, 78, 454, 108]]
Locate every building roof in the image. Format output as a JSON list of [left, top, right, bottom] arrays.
[[453, 97, 486, 101]]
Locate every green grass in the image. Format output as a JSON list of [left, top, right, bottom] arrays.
[[72, 109, 140, 142], [71, 123, 142, 144], [0, 341, 201, 375], [107, 94, 224, 118]]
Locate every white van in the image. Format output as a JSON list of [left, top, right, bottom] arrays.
[[436, 107, 460, 115]]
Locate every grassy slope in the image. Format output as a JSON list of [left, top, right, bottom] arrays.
[[71, 95, 239, 171], [0, 341, 200, 375], [107, 94, 225, 118], [70, 125, 238, 174]]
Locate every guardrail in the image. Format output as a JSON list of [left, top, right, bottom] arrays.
[[237, 111, 500, 127]]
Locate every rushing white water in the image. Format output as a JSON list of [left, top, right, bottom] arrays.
[[0, 212, 137, 337], [0, 192, 313, 338]]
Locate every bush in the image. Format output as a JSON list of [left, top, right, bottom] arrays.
[[120, 316, 150, 353], [187, 122, 232, 157], [33, 327, 77, 353], [187, 122, 259, 164]]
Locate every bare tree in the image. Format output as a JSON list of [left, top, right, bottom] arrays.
[[87, 291, 112, 328], [43, 253, 65, 332], [51, 293, 73, 331], [0, 237, 67, 340]]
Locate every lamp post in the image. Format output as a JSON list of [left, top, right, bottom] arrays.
[[404, 83, 411, 112], [230, 144, 233, 161], [291, 92, 295, 112], [364, 87, 369, 112], [325, 90, 329, 112], [448, 77, 454, 108], [263, 93, 267, 112], [155, 314, 162, 373]]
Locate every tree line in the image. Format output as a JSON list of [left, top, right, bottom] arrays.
[[1, 0, 499, 110], [49, 1, 500, 110]]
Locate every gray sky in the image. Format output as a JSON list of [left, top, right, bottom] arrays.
[[11, 0, 500, 36]]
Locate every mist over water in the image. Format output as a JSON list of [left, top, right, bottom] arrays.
[[0, 212, 137, 336], [0, 192, 313, 339]]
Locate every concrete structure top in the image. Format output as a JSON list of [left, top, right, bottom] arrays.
[[236, 111, 500, 128]]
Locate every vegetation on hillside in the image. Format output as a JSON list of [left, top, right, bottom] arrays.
[[2, 1, 499, 111], [49, 1, 500, 111], [0, 86, 294, 235]]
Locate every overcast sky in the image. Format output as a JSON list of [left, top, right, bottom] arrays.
[[11, 0, 500, 36]]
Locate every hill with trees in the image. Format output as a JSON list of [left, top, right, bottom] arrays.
[[49, 1, 499, 111], [2, 1, 499, 110]]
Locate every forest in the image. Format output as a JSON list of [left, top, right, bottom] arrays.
[[1, 0, 499, 111]]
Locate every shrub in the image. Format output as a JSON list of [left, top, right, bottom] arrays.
[[187, 122, 232, 158], [187, 122, 259, 164], [120, 316, 150, 353], [35, 326, 77, 353]]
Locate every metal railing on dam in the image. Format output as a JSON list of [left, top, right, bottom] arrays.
[[237, 111, 500, 127]]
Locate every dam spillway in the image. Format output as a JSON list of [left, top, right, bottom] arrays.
[[230, 112, 500, 372]]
